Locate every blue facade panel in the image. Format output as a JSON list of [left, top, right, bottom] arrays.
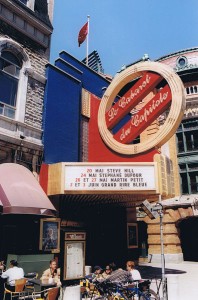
[[59, 51, 110, 99], [43, 51, 111, 164], [55, 59, 83, 82], [43, 65, 81, 163]]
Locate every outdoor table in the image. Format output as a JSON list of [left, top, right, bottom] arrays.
[[27, 278, 56, 287], [27, 278, 57, 297]]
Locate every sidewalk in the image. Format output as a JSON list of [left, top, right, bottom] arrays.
[[63, 262, 198, 300], [140, 261, 198, 299]]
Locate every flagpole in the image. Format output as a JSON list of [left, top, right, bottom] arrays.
[[86, 15, 90, 66]]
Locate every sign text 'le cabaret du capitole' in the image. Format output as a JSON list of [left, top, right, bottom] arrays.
[[64, 62, 185, 193], [98, 61, 186, 155]]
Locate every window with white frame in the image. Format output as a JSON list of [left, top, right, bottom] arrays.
[[0, 51, 22, 119], [18, 0, 36, 11], [19, 0, 28, 4], [0, 39, 30, 122]]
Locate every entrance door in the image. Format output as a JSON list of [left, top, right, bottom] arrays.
[[85, 205, 127, 268], [137, 221, 148, 258], [179, 217, 198, 261]]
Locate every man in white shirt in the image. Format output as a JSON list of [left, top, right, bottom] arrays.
[[1, 259, 24, 288], [126, 260, 141, 280]]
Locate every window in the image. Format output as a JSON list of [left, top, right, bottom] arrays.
[[185, 131, 198, 151], [19, 0, 28, 4], [0, 51, 21, 119], [186, 132, 193, 151], [188, 163, 198, 171], [0, 38, 30, 122], [176, 119, 198, 153], [177, 132, 184, 153], [179, 164, 186, 172], [189, 172, 198, 194], [180, 173, 189, 194], [176, 56, 188, 68], [186, 85, 198, 95], [179, 166, 198, 194], [18, 0, 36, 12], [183, 119, 198, 130]]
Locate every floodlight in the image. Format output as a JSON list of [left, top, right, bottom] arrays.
[[140, 199, 159, 220]]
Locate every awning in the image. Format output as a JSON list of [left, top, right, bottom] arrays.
[[0, 163, 56, 216], [0, 199, 2, 213]]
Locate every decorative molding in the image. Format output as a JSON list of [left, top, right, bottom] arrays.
[[184, 106, 198, 118], [0, 0, 52, 48], [174, 63, 198, 72], [178, 155, 198, 164], [161, 194, 198, 210], [25, 67, 46, 84], [81, 89, 91, 118], [154, 153, 175, 197], [0, 115, 43, 150]]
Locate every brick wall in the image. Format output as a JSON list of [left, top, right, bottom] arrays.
[[26, 78, 45, 129]]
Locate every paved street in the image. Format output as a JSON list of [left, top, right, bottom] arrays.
[[139, 261, 198, 299]]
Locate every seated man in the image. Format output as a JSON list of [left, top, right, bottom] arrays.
[[40, 259, 61, 286], [0, 261, 5, 275], [1, 259, 24, 291], [105, 263, 132, 284], [92, 265, 103, 282], [126, 260, 141, 281], [101, 265, 112, 279]]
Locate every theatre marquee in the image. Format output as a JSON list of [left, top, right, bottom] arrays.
[[64, 163, 158, 194]]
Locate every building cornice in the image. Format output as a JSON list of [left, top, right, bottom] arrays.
[[157, 47, 198, 62], [0, 0, 52, 48], [0, 114, 43, 151]]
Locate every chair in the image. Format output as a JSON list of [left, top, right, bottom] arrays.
[[32, 287, 60, 300], [25, 272, 38, 293], [3, 278, 27, 300]]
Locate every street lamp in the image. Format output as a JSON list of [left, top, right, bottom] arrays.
[[140, 198, 167, 300]]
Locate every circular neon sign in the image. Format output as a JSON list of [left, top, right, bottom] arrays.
[[98, 61, 186, 155]]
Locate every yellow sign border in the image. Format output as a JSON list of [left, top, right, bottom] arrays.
[[98, 61, 186, 155]]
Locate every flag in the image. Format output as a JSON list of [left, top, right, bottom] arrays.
[[78, 22, 88, 47]]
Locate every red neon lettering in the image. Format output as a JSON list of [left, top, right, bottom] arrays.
[[105, 72, 162, 129], [113, 84, 172, 144]]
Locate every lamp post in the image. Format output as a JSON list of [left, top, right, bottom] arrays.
[[157, 196, 167, 300], [140, 198, 168, 300]]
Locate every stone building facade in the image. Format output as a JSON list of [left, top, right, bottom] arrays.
[[40, 45, 198, 265], [140, 48, 198, 263], [0, 0, 54, 174]]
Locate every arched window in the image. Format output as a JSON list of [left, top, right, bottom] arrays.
[[0, 51, 22, 119], [19, 0, 35, 11], [0, 38, 31, 122]]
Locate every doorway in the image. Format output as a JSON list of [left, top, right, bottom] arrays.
[[178, 216, 198, 261], [137, 221, 148, 258]]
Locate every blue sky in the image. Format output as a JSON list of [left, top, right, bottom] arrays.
[[50, 0, 198, 76]]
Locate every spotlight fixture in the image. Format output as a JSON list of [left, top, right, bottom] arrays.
[[139, 199, 159, 220]]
